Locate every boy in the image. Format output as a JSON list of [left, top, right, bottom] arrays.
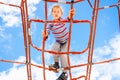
[[42, 4, 75, 80]]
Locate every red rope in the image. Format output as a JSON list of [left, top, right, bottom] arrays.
[[0, 57, 120, 80], [20, 0, 32, 80], [29, 19, 91, 23], [86, 0, 100, 80], [0, 0, 120, 80], [43, 0, 84, 4], [0, 1, 20, 8]]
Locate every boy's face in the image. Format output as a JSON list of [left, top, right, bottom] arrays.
[[52, 7, 62, 20]]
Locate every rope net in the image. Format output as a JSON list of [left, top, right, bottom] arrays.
[[0, 0, 120, 80]]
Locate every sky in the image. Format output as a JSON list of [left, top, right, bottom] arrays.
[[0, 0, 120, 80]]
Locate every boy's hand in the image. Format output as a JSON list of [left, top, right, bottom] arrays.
[[69, 8, 75, 20], [42, 31, 48, 38]]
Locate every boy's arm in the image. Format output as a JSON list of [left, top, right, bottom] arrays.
[[42, 24, 51, 40], [68, 8, 75, 20]]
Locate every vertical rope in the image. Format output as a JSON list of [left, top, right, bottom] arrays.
[[86, 0, 100, 80], [20, 2, 29, 80], [25, 0, 32, 79], [41, 0, 48, 80], [67, 0, 74, 79], [116, 0, 120, 31], [21, 0, 32, 80]]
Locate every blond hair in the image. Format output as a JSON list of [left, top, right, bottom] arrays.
[[51, 4, 63, 14]]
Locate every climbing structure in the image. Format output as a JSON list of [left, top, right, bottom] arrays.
[[0, 0, 120, 80]]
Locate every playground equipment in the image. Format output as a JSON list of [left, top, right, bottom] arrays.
[[0, 0, 120, 80]]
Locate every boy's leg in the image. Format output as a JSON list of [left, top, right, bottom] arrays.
[[56, 43, 68, 80], [49, 41, 60, 71], [57, 42, 68, 80], [51, 41, 60, 62], [60, 42, 68, 71]]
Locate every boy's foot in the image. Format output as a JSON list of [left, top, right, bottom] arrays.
[[56, 72, 68, 80], [49, 63, 60, 73]]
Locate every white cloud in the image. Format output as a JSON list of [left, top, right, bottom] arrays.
[[109, 34, 120, 58], [0, 0, 41, 27], [0, 66, 27, 80], [0, 56, 27, 80], [91, 34, 120, 80], [0, 56, 57, 80], [0, 3, 21, 27], [27, 0, 41, 18], [99, 74, 112, 80], [2, 14, 20, 27], [94, 34, 120, 61], [0, 0, 42, 53], [94, 45, 112, 56], [0, 0, 21, 5]]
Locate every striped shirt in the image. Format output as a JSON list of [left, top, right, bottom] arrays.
[[47, 18, 69, 43]]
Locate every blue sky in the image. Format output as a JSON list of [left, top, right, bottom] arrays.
[[0, 0, 120, 80]]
